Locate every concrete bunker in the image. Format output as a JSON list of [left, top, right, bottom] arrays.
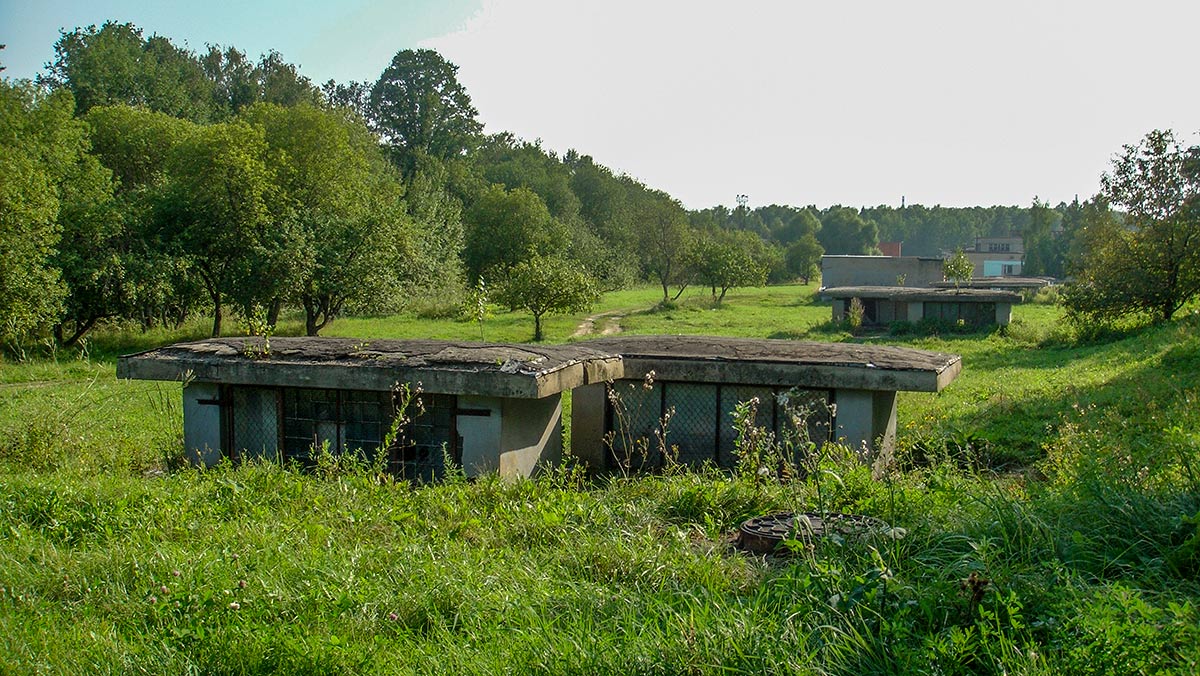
[[824, 286, 1021, 328], [118, 338, 623, 480], [118, 335, 961, 479], [569, 336, 960, 471]]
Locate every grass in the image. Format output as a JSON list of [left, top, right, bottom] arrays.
[[2, 284, 1200, 673]]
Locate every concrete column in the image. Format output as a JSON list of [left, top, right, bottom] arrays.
[[831, 299, 846, 322], [907, 301, 924, 323], [499, 394, 563, 479], [183, 382, 223, 466], [832, 388, 897, 463], [996, 302, 1012, 326], [568, 382, 608, 470]]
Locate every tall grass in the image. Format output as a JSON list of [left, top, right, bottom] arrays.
[[2, 287, 1199, 673]]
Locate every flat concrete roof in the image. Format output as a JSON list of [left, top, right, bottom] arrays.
[[117, 338, 624, 399], [930, 277, 1051, 290], [579, 335, 961, 393], [823, 286, 1021, 303], [119, 335, 962, 397], [822, 255, 945, 262]]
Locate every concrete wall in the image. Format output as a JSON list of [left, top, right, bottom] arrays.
[[832, 389, 897, 462], [183, 383, 223, 466], [456, 395, 503, 476], [822, 256, 945, 288], [570, 383, 609, 470], [996, 302, 1013, 326], [499, 394, 563, 479], [569, 380, 899, 470]]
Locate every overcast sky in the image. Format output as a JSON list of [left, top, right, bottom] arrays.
[[3, 0, 1197, 210]]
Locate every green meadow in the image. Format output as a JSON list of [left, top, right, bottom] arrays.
[[2, 284, 1199, 674]]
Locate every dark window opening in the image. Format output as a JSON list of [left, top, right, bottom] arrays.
[[604, 380, 832, 471], [214, 386, 458, 481]]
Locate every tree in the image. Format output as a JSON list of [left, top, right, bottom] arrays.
[[41, 22, 215, 121], [785, 232, 824, 284], [496, 256, 599, 341], [1066, 130, 1200, 323], [0, 82, 83, 348], [944, 248, 974, 290], [635, 192, 694, 301], [368, 49, 482, 168], [463, 185, 567, 279], [240, 103, 408, 334], [691, 230, 768, 304], [157, 120, 289, 337], [1023, 197, 1061, 277], [818, 206, 879, 254]]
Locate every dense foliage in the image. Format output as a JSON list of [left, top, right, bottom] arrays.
[[1065, 130, 1200, 324]]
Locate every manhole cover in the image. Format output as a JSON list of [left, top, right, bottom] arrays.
[[738, 512, 887, 554]]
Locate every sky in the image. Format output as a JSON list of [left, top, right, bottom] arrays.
[[2, 0, 1197, 210]]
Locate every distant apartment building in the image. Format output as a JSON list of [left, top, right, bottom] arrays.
[[964, 236, 1024, 277]]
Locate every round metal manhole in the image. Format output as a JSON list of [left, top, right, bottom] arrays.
[[738, 512, 887, 554]]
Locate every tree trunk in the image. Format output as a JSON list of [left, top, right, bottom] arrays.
[[211, 294, 223, 338], [57, 316, 100, 349], [533, 313, 543, 341], [266, 297, 282, 329]]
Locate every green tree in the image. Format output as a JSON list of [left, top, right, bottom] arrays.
[[463, 185, 567, 279], [157, 120, 289, 337], [0, 82, 87, 347], [1066, 130, 1200, 323], [369, 49, 482, 168], [41, 22, 215, 121], [496, 256, 599, 341], [944, 248, 974, 290], [241, 103, 409, 334], [1023, 197, 1061, 277], [691, 230, 769, 303], [635, 192, 694, 302], [818, 206, 879, 255], [67, 105, 198, 340], [785, 232, 824, 284]]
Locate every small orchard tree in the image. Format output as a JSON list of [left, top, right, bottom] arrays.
[[496, 256, 599, 341], [944, 248, 974, 290]]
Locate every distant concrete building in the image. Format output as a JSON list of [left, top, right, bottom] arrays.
[[119, 336, 963, 478], [964, 236, 1024, 277], [824, 286, 1021, 328], [821, 255, 946, 289]]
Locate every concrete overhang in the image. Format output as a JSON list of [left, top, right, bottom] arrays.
[[823, 286, 1022, 303], [580, 335, 961, 393], [117, 337, 624, 399]]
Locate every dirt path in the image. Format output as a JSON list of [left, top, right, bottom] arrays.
[[572, 310, 624, 338]]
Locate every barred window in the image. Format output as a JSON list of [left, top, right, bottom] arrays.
[[606, 381, 832, 471]]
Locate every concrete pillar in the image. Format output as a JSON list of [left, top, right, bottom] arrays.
[[907, 301, 924, 323], [183, 382, 223, 466], [569, 382, 608, 470], [996, 302, 1012, 326], [832, 388, 897, 463], [831, 299, 846, 322], [499, 394, 563, 479]]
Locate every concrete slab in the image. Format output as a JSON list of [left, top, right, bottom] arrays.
[[579, 335, 961, 393], [118, 337, 624, 399]]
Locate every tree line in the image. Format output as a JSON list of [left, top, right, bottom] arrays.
[[1, 23, 1195, 349]]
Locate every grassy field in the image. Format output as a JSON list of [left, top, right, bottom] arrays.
[[2, 284, 1199, 674]]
